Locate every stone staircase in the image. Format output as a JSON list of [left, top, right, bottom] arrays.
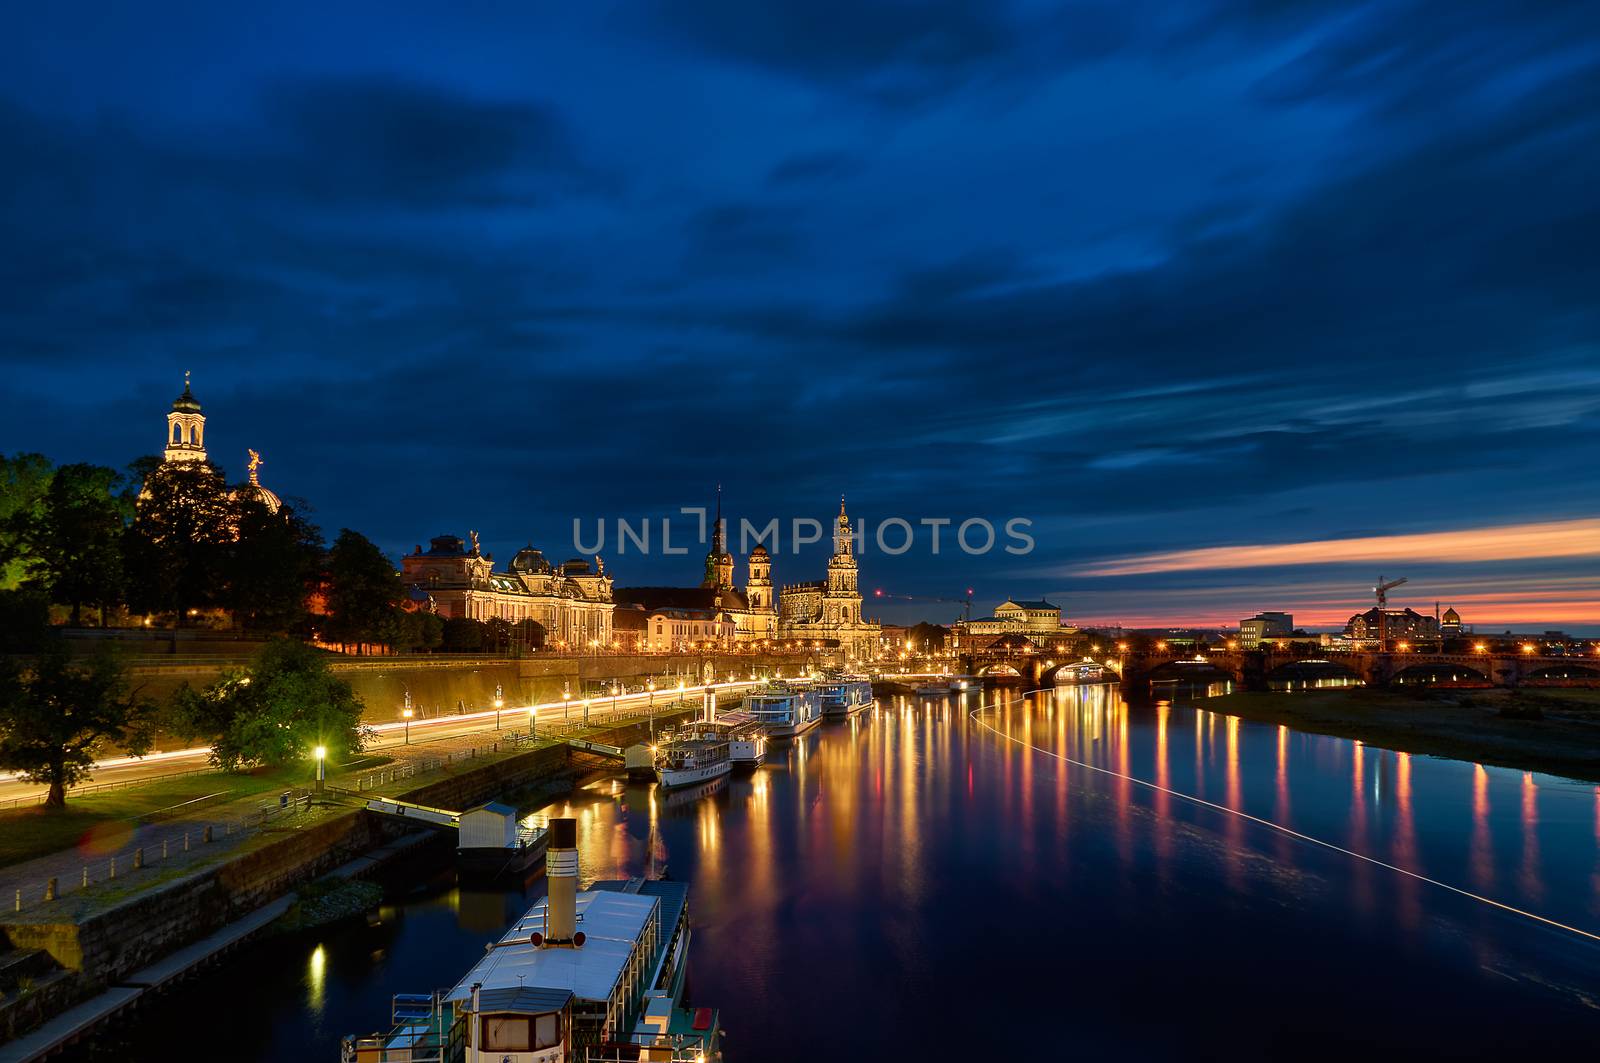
[[0, 946, 74, 1044]]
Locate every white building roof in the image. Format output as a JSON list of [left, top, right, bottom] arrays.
[[447, 890, 658, 1006]]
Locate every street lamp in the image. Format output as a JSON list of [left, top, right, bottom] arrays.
[[528, 706, 537, 738], [582, 698, 591, 727], [494, 685, 504, 730], [647, 678, 657, 736], [313, 745, 326, 792], [562, 687, 571, 724], [402, 707, 413, 744]]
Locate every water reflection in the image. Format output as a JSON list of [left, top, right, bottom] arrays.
[[103, 682, 1600, 1063]]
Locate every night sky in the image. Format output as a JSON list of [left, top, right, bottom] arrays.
[[3, 3, 1598, 631]]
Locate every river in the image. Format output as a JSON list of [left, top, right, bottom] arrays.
[[100, 684, 1600, 1060]]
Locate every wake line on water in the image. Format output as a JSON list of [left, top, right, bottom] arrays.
[[968, 701, 1600, 946]]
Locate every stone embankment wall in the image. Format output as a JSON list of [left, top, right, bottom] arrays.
[[0, 811, 411, 990], [0, 705, 687, 1018]]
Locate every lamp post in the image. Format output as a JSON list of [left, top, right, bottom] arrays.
[[528, 706, 536, 739], [562, 687, 571, 725], [647, 678, 657, 737], [582, 698, 591, 727], [402, 707, 413, 745], [494, 685, 504, 730], [313, 745, 326, 793]]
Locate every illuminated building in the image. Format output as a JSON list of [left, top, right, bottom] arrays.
[[1239, 611, 1294, 649], [400, 535, 614, 646], [777, 498, 880, 659]]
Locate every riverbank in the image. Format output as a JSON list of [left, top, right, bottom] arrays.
[[1199, 687, 1600, 783]]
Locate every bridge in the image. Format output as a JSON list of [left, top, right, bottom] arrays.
[[959, 647, 1600, 689]]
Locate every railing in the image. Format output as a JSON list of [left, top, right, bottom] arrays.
[[7, 789, 322, 915], [0, 763, 224, 809]]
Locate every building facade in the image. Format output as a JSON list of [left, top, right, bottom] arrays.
[[1344, 607, 1439, 644], [401, 535, 614, 647], [777, 499, 880, 659], [1238, 611, 1294, 649]]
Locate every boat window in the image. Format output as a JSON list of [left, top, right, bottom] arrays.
[[535, 1012, 561, 1048], [483, 1015, 530, 1051]]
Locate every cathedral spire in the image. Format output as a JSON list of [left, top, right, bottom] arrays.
[[714, 483, 725, 554]]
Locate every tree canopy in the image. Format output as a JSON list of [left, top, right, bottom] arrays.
[[323, 529, 402, 650], [0, 642, 154, 807], [171, 639, 367, 771], [123, 459, 235, 624], [0, 452, 53, 589], [16, 463, 126, 626], [226, 496, 324, 633]]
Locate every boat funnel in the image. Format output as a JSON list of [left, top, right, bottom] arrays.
[[545, 817, 581, 946]]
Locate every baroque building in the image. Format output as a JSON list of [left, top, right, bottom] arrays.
[[149, 373, 281, 515], [777, 498, 879, 659], [401, 534, 614, 647]]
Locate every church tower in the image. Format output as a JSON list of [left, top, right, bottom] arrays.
[[164, 371, 207, 464], [701, 485, 735, 591], [825, 496, 860, 623], [746, 544, 772, 612]]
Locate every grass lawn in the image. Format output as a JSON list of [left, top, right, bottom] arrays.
[[0, 753, 386, 868], [1202, 686, 1600, 783]]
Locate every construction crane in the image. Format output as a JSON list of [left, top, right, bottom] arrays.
[[1374, 575, 1408, 648], [872, 587, 975, 624]]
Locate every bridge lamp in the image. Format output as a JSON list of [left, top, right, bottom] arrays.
[[1397, 641, 1410, 652], [1156, 641, 1167, 652], [402, 707, 413, 744], [313, 745, 326, 790], [1475, 642, 1488, 654], [1117, 642, 1128, 652], [1521, 643, 1536, 654], [1227, 640, 1238, 650]]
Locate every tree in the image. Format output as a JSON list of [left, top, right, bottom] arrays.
[[0, 643, 153, 807], [441, 616, 486, 653], [123, 459, 235, 625], [227, 497, 324, 633], [0, 453, 53, 589], [322, 530, 402, 651], [17, 463, 125, 626], [0, 589, 51, 653], [396, 609, 445, 653], [908, 621, 950, 652], [171, 640, 366, 771]]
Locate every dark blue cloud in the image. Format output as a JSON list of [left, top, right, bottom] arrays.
[[1, 2, 1597, 629]]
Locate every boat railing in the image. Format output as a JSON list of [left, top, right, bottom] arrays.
[[588, 1032, 716, 1062]]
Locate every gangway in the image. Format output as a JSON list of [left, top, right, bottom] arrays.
[[566, 738, 625, 760], [364, 796, 461, 828]]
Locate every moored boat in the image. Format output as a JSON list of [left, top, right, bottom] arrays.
[[742, 683, 821, 739], [656, 735, 732, 789], [818, 677, 874, 718], [456, 802, 549, 877], [342, 819, 721, 1063]]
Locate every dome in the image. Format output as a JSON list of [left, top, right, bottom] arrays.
[[232, 482, 281, 515], [749, 544, 769, 558], [1443, 607, 1461, 621], [172, 380, 202, 413], [510, 545, 552, 574]]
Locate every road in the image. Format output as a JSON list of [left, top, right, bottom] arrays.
[[0, 681, 763, 806]]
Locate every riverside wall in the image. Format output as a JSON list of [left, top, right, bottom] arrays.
[[0, 704, 690, 1044]]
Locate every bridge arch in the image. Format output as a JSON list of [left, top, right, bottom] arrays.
[[1040, 659, 1120, 685], [977, 663, 1021, 678], [1265, 659, 1360, 687], [1391, 662, 1491, 686], [1144, 659, 1234, 682], [1525, 663, 1600, 680]]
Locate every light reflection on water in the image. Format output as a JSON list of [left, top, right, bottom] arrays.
[[101, 684, 1600, 1062]]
